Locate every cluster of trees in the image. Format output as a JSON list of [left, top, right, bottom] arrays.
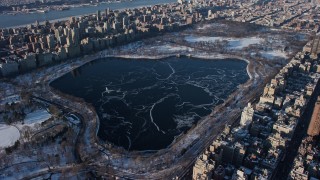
[[5, 140, 20, 154], [33, 124, 68, 144], [20, 91, 31, 102], [1, 91, 35, 125], [48, 104, 62, 117], [193, 20, 265, 38], [2, 103, 26, 125]]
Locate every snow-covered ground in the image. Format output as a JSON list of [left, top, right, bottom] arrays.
[[0, 124, 20, 148], [185, 35, 264, 49], [185, 36, 222, 43], [155, 44, 194, 52], [260, 51, 288, 59], [228, 37, 263, 49], [0, 94, 21, 105], [197, 23, 228, 30], [197, 24, 214, 30], [23, 109, 52, 127]]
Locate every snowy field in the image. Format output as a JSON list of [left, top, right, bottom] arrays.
[[185, 36, 222, 43], [0, 124, 20, 148], [260, 51, 288, 59], [155, 44, 194, 52], [197, 23, 228, 30], [185, 35, 264, 49], [23, 109, 52, 127]]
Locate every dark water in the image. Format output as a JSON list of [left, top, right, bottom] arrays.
[[50, 56, 249, 150], [0, 0, 176, 28]]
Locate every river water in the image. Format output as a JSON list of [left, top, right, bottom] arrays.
[[0, 0, 176, 28], [50, 56, 249, 151]]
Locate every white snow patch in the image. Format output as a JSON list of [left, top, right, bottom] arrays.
[[185, 36, 223, 43], [0, 124, 20, 148], [156, 45, 193, 52], [185, 35, 264, 49], [0, 94, 21, 105], [228, 37, 263, 49], [197, 24, 213, 30], [23, 109, 52, 127], [174, 114, 195, 129], [197, 23, 227, 30], [261, 51, 288, 59]]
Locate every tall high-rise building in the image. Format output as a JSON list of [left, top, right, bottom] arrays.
[[214, 165, 225, 180], [178, 0, 185, 4], [192, 154, 215, 180], [105, 8, 110, 16], [233, 143, 246, 167], [123, 17, 128, 28], [208, 10, 212, 18], [69, 17, 76, 24], [310, 36, 320, 59], [240, 103, 254, 127], [71, 28, 80, 45], [103, 22, 109, 31], [66, 35, 72, 47], [46, 34, 55, 50], [221, 142, 234, 164], [307, 97, 320, 136], [97, 10, 101, 21]]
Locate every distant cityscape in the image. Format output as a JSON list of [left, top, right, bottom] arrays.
[[0, 0, 320, 179], [0, 0, 319, 77], [0, 0, 127, 8]]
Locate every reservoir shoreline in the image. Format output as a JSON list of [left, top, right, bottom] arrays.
[[50, 53, 249, 151]]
